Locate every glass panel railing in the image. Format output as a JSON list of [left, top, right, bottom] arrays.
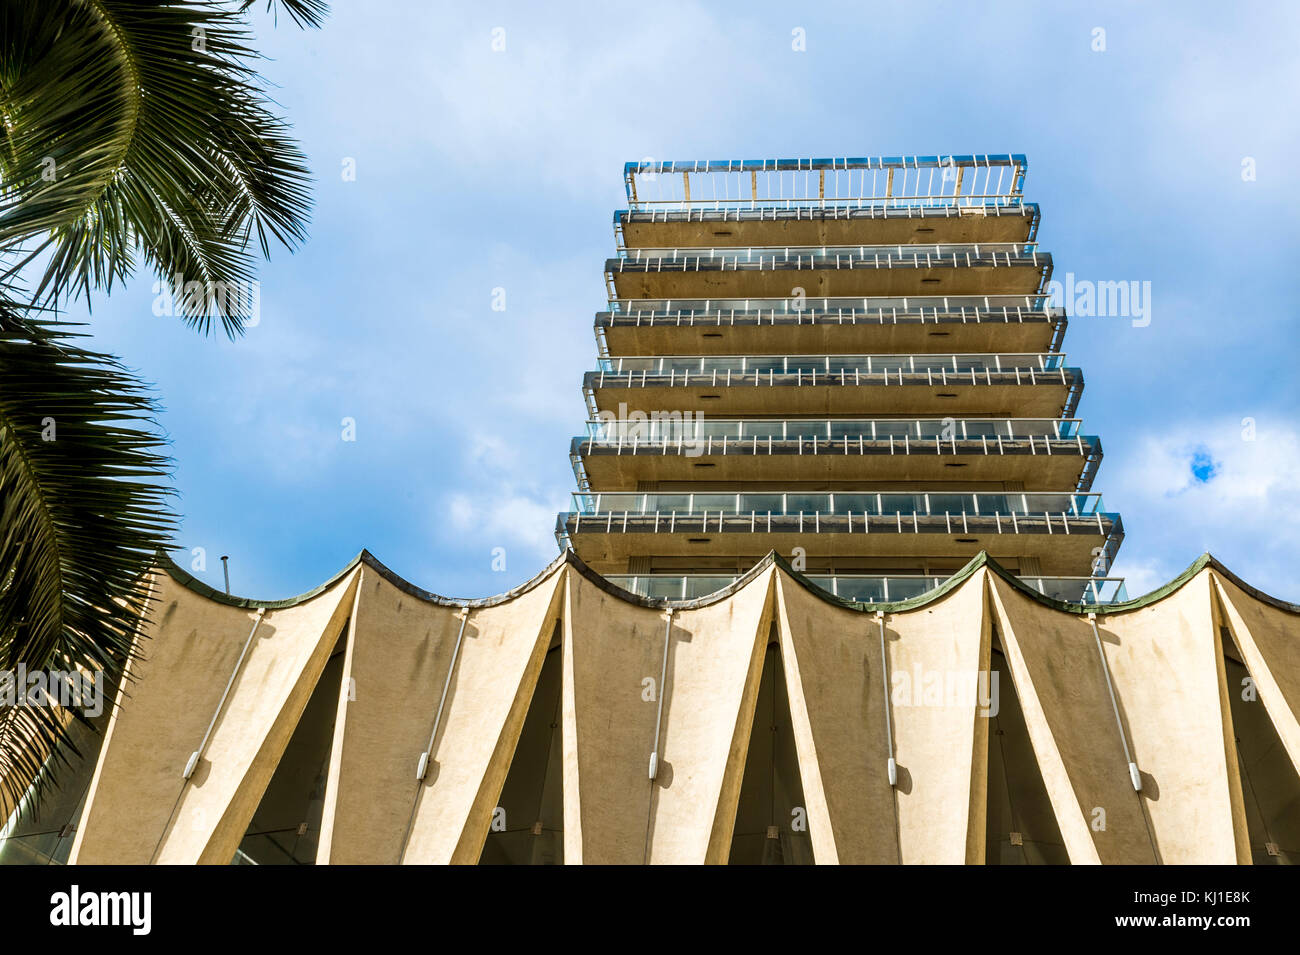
[[573, 491, 1107, 518], [1020, 577, 1130, 604], [613, 294, 1055, 314], [821, 577, 888, 603], [583, 417, 1087, 444], [605, 574, 1128, 605], [595, 354, 1066, 376], [615, 243, 1038, 263]]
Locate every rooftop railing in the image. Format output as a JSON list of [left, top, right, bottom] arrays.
[[624, 156, 1027, 212], [606, 573, 1128, 605]]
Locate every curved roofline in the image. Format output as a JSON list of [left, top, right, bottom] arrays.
[[157, 551, 368, 610], [157, 548, 1300, 618]]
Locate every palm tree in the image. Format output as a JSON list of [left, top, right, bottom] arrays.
[[0, 0, 327, 816]]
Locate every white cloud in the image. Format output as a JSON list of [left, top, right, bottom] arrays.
[[444, 428, 568, 566], [446, 488, 560, 563], [1107, 555, 1174, 601], [1105, 417, 1300, 600]]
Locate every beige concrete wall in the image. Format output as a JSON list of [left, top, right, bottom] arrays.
[[581, 447, 1087, 492], [70, 567, 359, 864], [1095, 571, 1250, 864], [620, 213, 1032, 249], [316, 568, 462, 863], [559, 571, 663, 864], [772, 571, 898, 863], [613, 265, 1045, 300], [398, 568, 565, 864], [562, 567, 775, 863], [987, 574, 1153, 863], [882, 569, 993, 863], [48, 554, 1300, 867], [603, 321, 1055, 361]]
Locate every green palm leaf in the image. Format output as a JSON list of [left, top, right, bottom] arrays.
[[0, 0, 325, 819], [0, 290, 174, 815], [0, 0, 315, 336], [239, 0, 328, 29]]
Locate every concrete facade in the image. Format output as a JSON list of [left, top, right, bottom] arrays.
[[3, 549, 1296, 865]]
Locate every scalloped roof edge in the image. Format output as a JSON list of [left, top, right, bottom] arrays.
[[154, 548, 1300, 617]]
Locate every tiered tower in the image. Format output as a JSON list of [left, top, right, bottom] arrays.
[[557, 156, 1125, 605]]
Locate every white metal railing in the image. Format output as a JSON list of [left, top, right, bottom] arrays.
[[608, 293, 1056, 316], [625, 156, 1027, 212], [612, 242, 1040, 268], [584, 416, 1085, 444], [595, 353, 1066, 376], [570, 491, 1106, 519]]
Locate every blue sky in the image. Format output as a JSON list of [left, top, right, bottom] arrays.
[[57, 1, 1300, 602]]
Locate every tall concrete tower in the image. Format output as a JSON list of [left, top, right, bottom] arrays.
[[558, 156, 1125, 606]]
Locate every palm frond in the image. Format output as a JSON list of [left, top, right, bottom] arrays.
[[0, 1, 314, 335], [0, 288, 174, 810], [238, 0, 329, 29]]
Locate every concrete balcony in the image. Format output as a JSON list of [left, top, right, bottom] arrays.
[[583, 353, 1083, 419], [557, 490, 1123, 578], [605, 242, 1051, 300], [571, 417, 1102, 492], [616, 201, 1039, 250], [596, 295, 1065, 357]]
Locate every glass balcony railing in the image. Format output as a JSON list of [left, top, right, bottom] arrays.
[[594, 353, 1066, 376], [612, 242, 1040, 267], [624, 156, 1027, 212], [570, 491, 1107, 519], [583, 416, 1085, 444], [605, 573, 1128, 605], [606, 293, 1059, 318]]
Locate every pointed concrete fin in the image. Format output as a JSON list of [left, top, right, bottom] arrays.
[[400, 565, 566, 864], [772, 569, 897, 864], [769, 564, 992, 864], [880, 566, 991, 864], [317, 566, 476, 864], [559, 565, 667, 864], [71, 565, 360, 865], [561, 564, 776, 864], [986, 572, 1151, 864], [1091, 569, 1250, 863]]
